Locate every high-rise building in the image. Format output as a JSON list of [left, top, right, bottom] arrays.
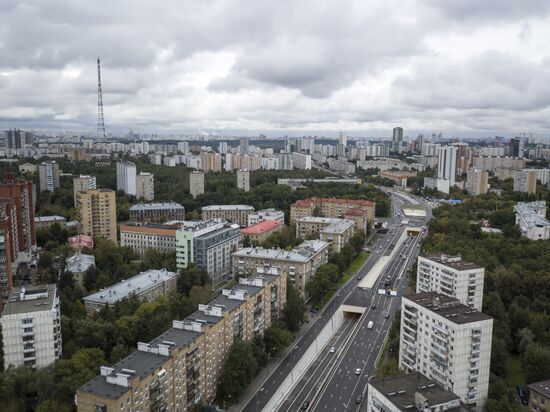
[[399, 292, 493, 410], [38, 162, 60, 192], [4, 129, 34, 149], [513, 169, 537, 194], [239, 137, 249, 154], [218, 141, 228, 154], [176, 221, 241, 284], [277, 152, 293, 170], [76, 189, 117, 241], [135, 172, 155, 201], [466, 168, 488, 196], [72, 175, 97, 206], [237, 169, 250, 192], [1, 284, 62, 370], [509, 137, 524, 158], [338, 132, 347, 146], [116, 161, 137, 196], [392, 127, 404, 154], [0, 200, 15, 309], [291, 152, 312, 170], [437, 146, 458, 186], [189, 171, 205, 198], [200, 152, 222, 172], [417, 254, 485, 311], [177, 141, 189, 154]]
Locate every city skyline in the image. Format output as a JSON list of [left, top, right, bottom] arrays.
[[2, 1, 550, 135]]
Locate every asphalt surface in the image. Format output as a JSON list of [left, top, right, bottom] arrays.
[[240, 192, 431, 412]]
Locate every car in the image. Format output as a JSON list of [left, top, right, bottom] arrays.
[[371, 304, 377, 310], [375, 251, 379, 254], [355, 395, 363, 404], [385, 312, 390, 319], [329, 346, 336, 353], [357, 276, 361, 280], [516, 385, 528, 405], [355, 368, 361, 375], [300, 400, 310, 410]]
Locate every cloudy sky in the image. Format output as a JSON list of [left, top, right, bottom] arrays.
[[1, 0, 550, 137]]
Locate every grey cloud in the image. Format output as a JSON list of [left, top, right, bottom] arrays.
[[427, 0, 550, 22]]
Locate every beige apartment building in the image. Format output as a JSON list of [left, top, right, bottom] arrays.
[[201, 205, 255, 227], [189, 171, 205, 198], [119, 222, 181, 258], [135, 172, 155, 201], [72, 175, 96, 206], [296, 217, 355, 253], [76, 268, 286, 411], [232, 239, 329, 294], [76, 189, 117, 241], [290, 197, 375, 228]]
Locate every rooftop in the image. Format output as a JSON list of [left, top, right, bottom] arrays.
[[2, 284, 57, 316], [369, 372, 468, 411], [292, 197, 375, 208], [202, 204, 255, 211], [420, 254, 482, 271], [129, 202, 184, 211], [83, 269, 177, 305], [404, 292, 492, 324], [528, 379, 550, 399], [242, 220, 282, 235], [66, 253, 96, 274], [234, 239, 329, 263]]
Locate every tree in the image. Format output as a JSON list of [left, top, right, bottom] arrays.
[[35, 400, 72, 412], [283, 282, 306, 332], [522, 343, 550, 384], [264, 323, 294, 355], [217, 339, 258, 405], [177, 264, 209, 295]]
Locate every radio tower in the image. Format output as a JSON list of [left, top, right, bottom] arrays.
[[97, 57, 106, 142]]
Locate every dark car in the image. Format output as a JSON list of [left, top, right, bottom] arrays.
[[301, 400, 310, 410], [355, 395, 363, 404], [516, 385, 528, 405], [371, 304, 377, 310]]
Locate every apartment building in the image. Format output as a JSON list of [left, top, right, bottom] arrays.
[[466, 168, 488, 196], [116, 161, 137, 196], [135, 172, 155, 201], [65, 253, 96, 289], [367, 372, 469, 412], [0, 203, 15, 308], [296, 217, 355, 254], [82, 269, 177, 313], [176, 221, 241, 285], [528, 379, 550, 412], [399, 292, 493, 410], [1, 284, 62, 369], [290, 197, 375, 227], [34, 215, 67, 230], [73, 175, 97, 205], [76, 269, 286, 412], [379, 170, 418, 188], [76, 189, 117, 241], [237, 169, 250, 192], [513, 169, 537, 194], [129, 202, 186, 223], [417, 254, 485, 311], [201, 205, 255, 227], [472, 156, 526, 172], [327, 157, 356, 174], [189, 170, 205, 198], [241, 220, 283, 243], [38, 161, 60, 192], [247, 208, 285, 226], [291, 152, 312, 170], [514, 201, 550, 240], [233, 239, 330, 294], [200, 152, 222, 173], [119, 221, 182, 258]]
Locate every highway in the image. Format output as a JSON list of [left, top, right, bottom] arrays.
[[240, 191, 430, 412]]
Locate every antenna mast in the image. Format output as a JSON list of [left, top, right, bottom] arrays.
[[97, 57, 106, 143]]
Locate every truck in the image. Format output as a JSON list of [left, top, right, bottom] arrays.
[[367, 321, 374, 329]]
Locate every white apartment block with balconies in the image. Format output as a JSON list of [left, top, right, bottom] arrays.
[[1, 284, 62, 369], [417, 254, 485, 311], [399, 292, 493, 411]]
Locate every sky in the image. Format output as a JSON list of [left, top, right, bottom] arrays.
[[1, 0, 550, 138]]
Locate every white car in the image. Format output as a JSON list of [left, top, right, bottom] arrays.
[[329, 347, 336, 353], [355, 368, 361, 375]]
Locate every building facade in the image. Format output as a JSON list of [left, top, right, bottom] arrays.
[[176, 221, 241, 285], [116, 161, 137, 196], [38, 162, 60, 192], [1, 284, 62, 369], [514, 201, 550, 240], [73, 175, 97, 206], [247, 208, 285, 226], [528, 379, 550, 412], [237, 169, 250, 192], [466, 168, 488, 196], [437, 146, 458, 187], [120, 222, 181, 258], [201, 205, 255, 227], [233, 239, 329, 294], [76, 189, 117, 241], [189, 171, 205, 198], [513, 169, 537, 194], [296, 217, 356, 254], [392, 127, 404, 154], [83, 269, 177, 313], [291, 152, 312, 170], [417, 254, 485, 311], [241, 220, 283, 243], [290, 197, 375, 227], [129, 202, 186, 223], [76, 269, 286, 412], [135, 172, 155, 201], [399, 292, 493, 410]]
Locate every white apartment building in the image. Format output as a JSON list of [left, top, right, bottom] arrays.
[[514, 201, 550, 240], [38, 161, 60, 192], [201, 204, 255, 227], [296, 217, 356, 254], [417, 254, 485, 311], [247, 208, 285, 226], [291, 152, 312, 170], [237, 169, 250, 192], [1, 284, 62, 369], [73, 175, 97, 206], [399, 292, 493, 411], [135, 172, 155, 200], [189, 170, 205, 198], [327, 157, 356, 174], [116, 160, 137, 196], [513, 169, 538, 194], [437, 146, 457, 186]]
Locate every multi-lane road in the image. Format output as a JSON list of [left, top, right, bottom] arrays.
[[241, 191, 431, 412]]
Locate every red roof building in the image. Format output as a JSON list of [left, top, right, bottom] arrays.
[[241, 220, 283, 243]]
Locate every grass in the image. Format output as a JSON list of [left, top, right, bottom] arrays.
[[313, 252, 370, 310], [505, 356, 525, 386]]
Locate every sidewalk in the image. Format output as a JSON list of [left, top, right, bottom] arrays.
[[226, 319, 313, 412]]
